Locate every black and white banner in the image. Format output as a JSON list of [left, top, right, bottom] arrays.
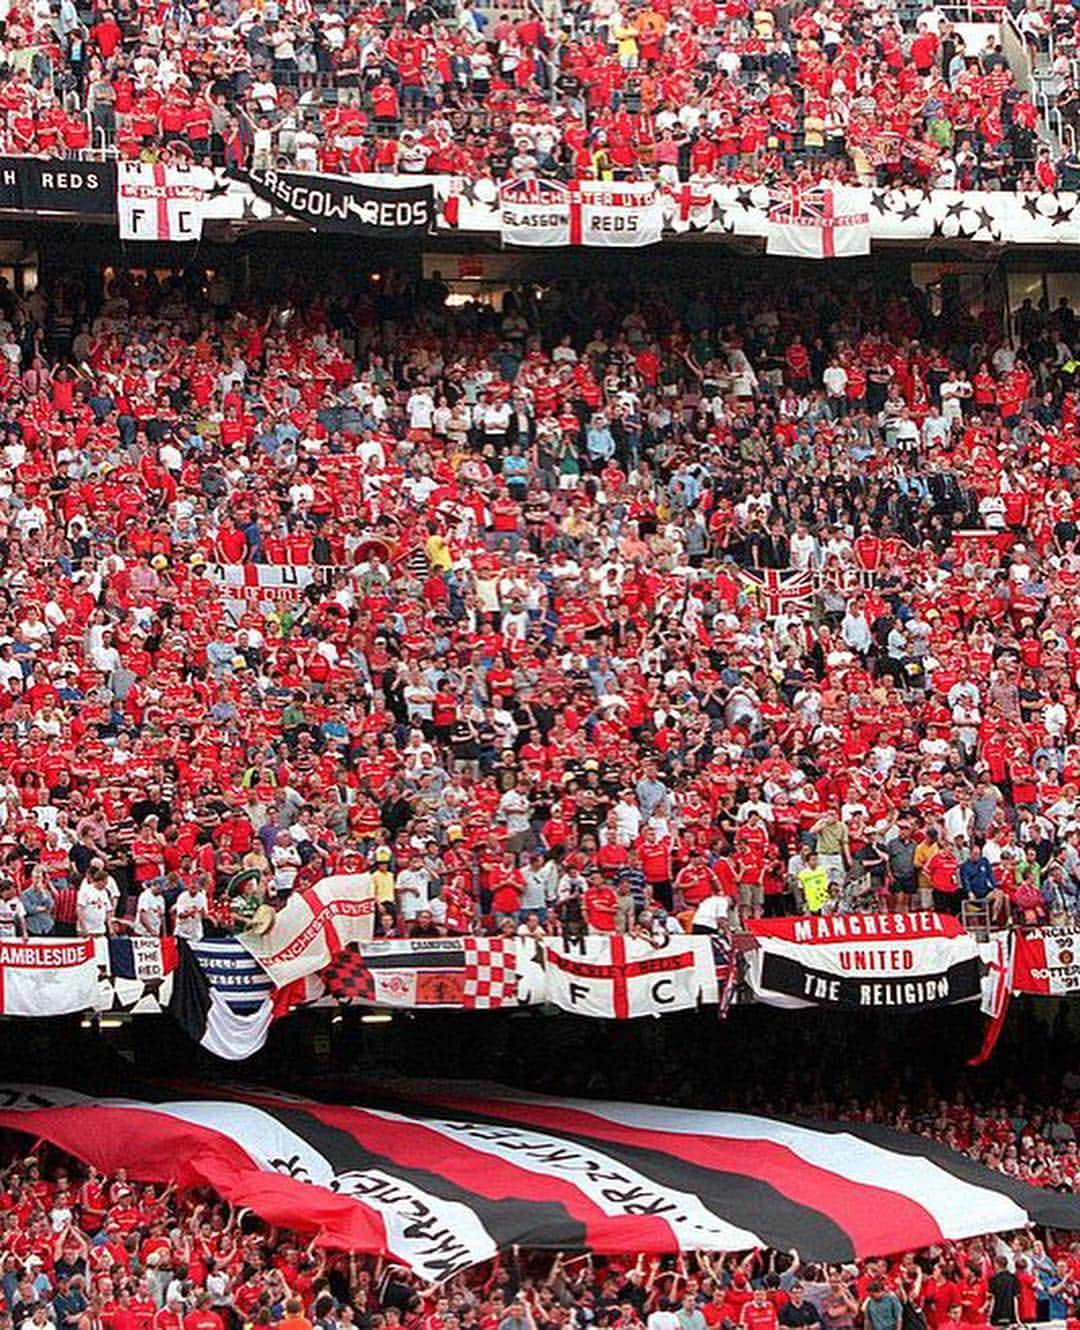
[[747, 913, 981, 1010], [0, 157, 116, 215], [232, 167, 434, 236]]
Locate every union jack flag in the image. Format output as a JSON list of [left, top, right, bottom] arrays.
[[741, 567, 816, 618]]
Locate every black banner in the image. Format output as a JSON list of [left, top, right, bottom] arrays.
[[231, 167, 434, 236], [0, 158, 116, 215], [759, 952, 981, 1009]]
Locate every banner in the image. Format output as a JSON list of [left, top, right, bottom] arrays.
[[322, 937, 522, 1010], [499, 178, 663, 248], [1012, 927, 1080, 995], [519, 935, 718, 1017], [765, 184, 871, 259], [238, 874, 375, 988], [197, 563, 318, 620], [94, 937, 177, 1014], [746, 913, 981, 1010], [5, 1082, 1080, 1269], [0, 939, 98, 1016], [0, 158, 116, 215], [117, 163, 206, 242], [188, 936, 274, 1014], [233, 167, 434, 237], [742, 568, 817, 617]]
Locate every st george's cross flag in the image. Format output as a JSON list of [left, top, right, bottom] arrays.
[[0, 939, 98, 1015], [529, 935, 718, 1017], [117, 163, 206, 241], [766, 184, 870, 259]]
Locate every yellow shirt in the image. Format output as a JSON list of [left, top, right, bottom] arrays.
[[798, 866, 831, 913], [425, 533, 452, 571], [373, 868, 396, 902]]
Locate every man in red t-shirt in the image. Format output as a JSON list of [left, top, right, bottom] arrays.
[[741, 1289, 780, 1330]]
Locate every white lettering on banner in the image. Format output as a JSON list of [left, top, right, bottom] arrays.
[[40, 172, 101, 191], [791, 911, 946, 942], [420, 1118, 759, 1249], [0, 942, 92, 967], [859, 978, 951, 1006], [329, 1169, 495, 1279]]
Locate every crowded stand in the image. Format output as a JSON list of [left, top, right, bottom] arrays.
[[0, 262, 1075, 944], [0, 0, 1073, 193], [0, 1086, 1079, 1328]]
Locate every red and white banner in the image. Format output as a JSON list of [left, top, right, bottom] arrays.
[[518, 935, 718, 1017], [1012, 927, 1080, 995], [117, 163, 206, 242], [6, 1082, 1080, 1270], [747, 913, 981, 1010], [499, 177, 663, 248], [766, 184, 870, 259], [0, 939, 98, 1016], [238, 874, 376, 987], [199, 563, 319, 616]]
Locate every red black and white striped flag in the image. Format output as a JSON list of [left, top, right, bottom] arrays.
[[3, 1082, 1080, 1276]]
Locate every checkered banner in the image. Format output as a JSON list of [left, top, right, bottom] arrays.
[[321, 938, 524, 1010]]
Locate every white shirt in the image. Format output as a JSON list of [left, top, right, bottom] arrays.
[[134, 886, 166, 937], [77, 881, 112, 935], [395, 868, 432, 921], [173, 888, 208, 941], [692, 895, 730, 929]]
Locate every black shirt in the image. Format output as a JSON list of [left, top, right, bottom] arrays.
[[988, 1270, 1019, 1325]]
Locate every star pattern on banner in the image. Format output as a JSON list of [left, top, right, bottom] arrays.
[[898, 200, 923, 222], [710, 200, 731, 231]]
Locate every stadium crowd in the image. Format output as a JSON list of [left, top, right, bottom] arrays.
[[0, 0, 1075, 191], [0, 262, 1078, 942], [2, 1089, 1080, 1330]]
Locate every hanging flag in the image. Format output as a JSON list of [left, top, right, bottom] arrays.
[[165, 940, 274, 1060], [95, 937, 178, 1014], [499, 178, 663, 248], [461, 938, 519, 1009], [323, 939, 471, 1008], [0, 939, 98, 1016], [968, 933, 1014, 1066], [1011, 926, 1080, 994], [321, 938, 524, 1011], [711, 930, 738, 1018], [5, 1082, 1080, 1270], [741, 568, 816, 618], [746, 913, 981, 1010], [188, 937, 274, 1015], [238, 874, 376, 988], [117, 163, 206, 242], [765, 184, 870, 259], [528, 936, 719, 1018]]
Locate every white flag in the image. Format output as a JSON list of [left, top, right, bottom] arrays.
[[117, 163, 206, 242]]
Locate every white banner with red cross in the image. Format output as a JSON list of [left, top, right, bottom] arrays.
[[499, 177, 663, 248], [519, 935, 719, 1017], [765, 183, 871, 259], [117, 163, 208, 242]]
